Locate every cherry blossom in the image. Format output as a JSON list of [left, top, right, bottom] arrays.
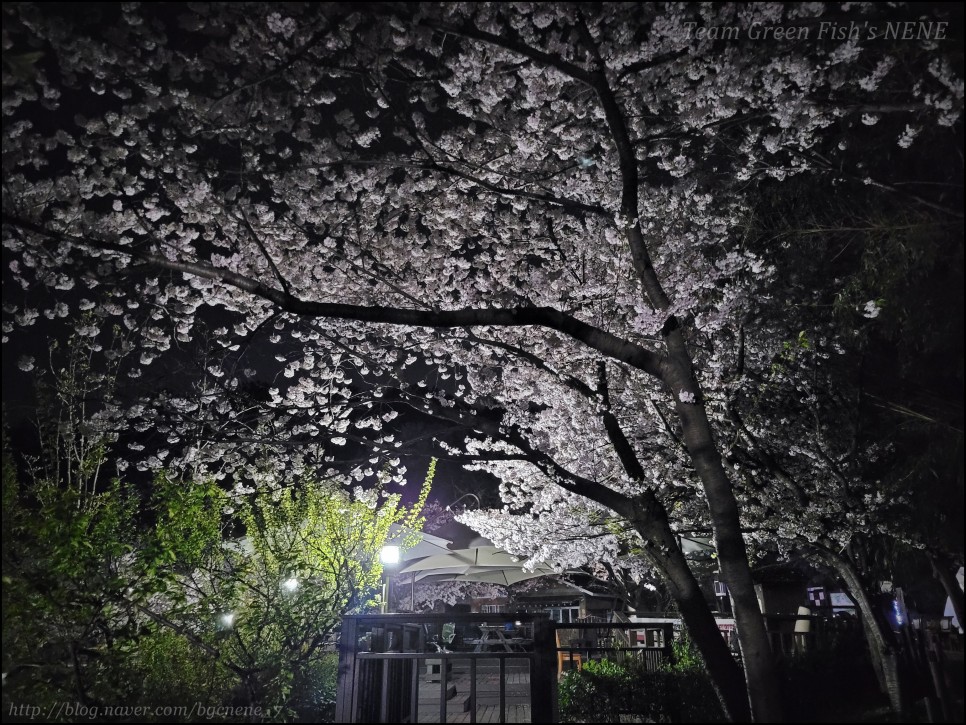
[[2, 4, 959, 721]]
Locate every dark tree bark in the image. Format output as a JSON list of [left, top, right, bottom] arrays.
[[930, 554, 964, 631], [821, 547, 906, 715], [664, 358, 783, 723], [631, 498, 753, 722]]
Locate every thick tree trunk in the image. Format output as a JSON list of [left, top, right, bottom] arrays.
[[587, 33, 779, 719], [669, 562, 753, 722], [930, 554, 964, 630], [567, 485, 753, 721], [688, 453, 782, 724], [825, 549, 905, 714], [595, 368, 752, 722], [638, 514, 751, 722], [664, 360, 784, 723]]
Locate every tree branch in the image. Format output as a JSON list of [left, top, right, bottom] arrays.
[[410, 14, 594, 85], [3, 215, 667, 380], [240, 207, 291, 298], [617, 50, 688, 79]]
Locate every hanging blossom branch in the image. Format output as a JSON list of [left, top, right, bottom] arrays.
[[3, 214, 667, 380]]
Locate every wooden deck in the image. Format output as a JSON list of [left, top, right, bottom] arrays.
[[415, 663, 535, 723], [417, 704, 532, 723]]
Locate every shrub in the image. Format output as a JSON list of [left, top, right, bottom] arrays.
[[558, 635, 725, 724], [559, 659, 634, 723], [778, 642, 886, 722]]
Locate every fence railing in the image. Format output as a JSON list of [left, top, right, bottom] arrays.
[[335, 613, 557, 724], [336, 615, 682, 723], [554, 621, 675, 674], [760, 613, 862, 658]]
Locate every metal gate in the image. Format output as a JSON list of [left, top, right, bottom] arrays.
[[335, 613, 557, 723]]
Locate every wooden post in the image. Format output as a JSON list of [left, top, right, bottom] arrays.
[[661, 622, 674, 666], [927, 633, 952, 723], [531, 616, 558, 724], [335, 616, 358, 723]]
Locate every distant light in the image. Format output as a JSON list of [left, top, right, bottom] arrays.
[[893, 599, 904, 626], [380, 545, 400, 565], [283, 577, 299, 592], [220, 612, 235, 628], [514, 621, 522, 627]]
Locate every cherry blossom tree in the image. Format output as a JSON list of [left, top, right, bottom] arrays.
[[395, 579, 509, 613], [721, 180, 964, 714], [3, 3, 961, 721], [720, 326, 911, 711]]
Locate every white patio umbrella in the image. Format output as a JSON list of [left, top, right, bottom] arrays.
[[398, 546, 530, 575], [398, 545, 562, 591], [384, 525, 454, 561], [452, 567, 557, 586], [413, 567, 480, 582], [412, 563, 559, 583], [383, 527, 456, 613], [398, 550, 477, 574]]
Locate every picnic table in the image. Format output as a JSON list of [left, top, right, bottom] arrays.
[[469, 624, 532, 652]]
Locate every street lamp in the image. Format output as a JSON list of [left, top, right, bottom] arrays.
[[380, 545, 400, 613], [445, 493, 481, 512]]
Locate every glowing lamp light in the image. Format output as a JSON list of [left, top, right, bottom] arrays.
[[283, 577, 299, 592], [380, 545, 400, 565], [893, 599, 904, 626]]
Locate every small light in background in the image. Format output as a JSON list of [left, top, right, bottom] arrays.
[[220, 612, 235, 628], [380, 545, 400, 565], [283, 577, 299, 592]]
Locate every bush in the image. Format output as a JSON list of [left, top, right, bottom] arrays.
[[558, 655, 724, 723], [289, 652, 339, 723], [559, 660, 634, 722], [778, 643, 886, 722]]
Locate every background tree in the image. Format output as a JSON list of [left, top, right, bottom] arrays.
[[2, 455, 431, 721], [711, 167, 964, 715], [2, 335, 433, 720], [2, 444, 147, 713], [138, 471, 430, 719]]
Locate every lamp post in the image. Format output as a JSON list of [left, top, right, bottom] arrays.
[[380, 545, 400, 614], [445, 493, 481, 512]]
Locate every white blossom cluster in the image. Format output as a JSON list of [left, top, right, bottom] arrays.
[[2, 3, 958, 583]]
